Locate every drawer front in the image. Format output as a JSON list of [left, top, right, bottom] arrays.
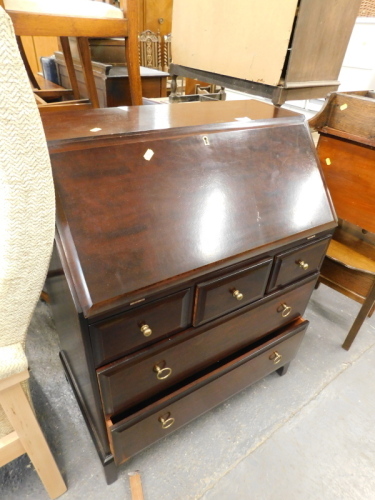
[[108, 319, 308, 465], [90, 289, 192, 366], [267, 236, 330, 291], [97, 275, 317, 416], [193, 258, 273, 326]]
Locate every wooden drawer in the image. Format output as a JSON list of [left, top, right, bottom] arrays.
[[107, 319, 308, 465], [267, 236, 330, 291], [90, 289, 192, 366], [193, 258, 272, 326], [97, 274, 317, 416]]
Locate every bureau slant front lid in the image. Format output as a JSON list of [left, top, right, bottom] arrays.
[[51, 118, 336, 316]]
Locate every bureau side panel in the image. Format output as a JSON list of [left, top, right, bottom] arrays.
[[47, 246, 110, 457]]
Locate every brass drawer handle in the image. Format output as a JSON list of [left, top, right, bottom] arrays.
[[159, 413, 175, 429], [297, 260, 309, 270], [154, 363, 172, 380], [279, 303, 292, 317], [232, 289, 244, 301], [140, 324, 152, 337], [269, 351, 282, 364]]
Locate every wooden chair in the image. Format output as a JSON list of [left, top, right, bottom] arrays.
[[311, 90, 375, 350], [139, 29, 162, 70], [1, 0, 142, 111], [0, 7, 66, 497]]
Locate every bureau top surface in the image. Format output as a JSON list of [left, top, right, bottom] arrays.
[[48, 104, 336, 317], [42, 99, 298, 145]]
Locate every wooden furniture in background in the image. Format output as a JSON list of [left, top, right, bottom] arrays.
[[55, 51, 168, 107], [3, 0, 142, 110], [20, 35, 58, 75], [311, 90, 375, 349], [170, 0, 362, 104], [138, 29, 162, 70], [12, 0, 173, 78], [138, 0, 172, 39], [42, 100, 336, 483]]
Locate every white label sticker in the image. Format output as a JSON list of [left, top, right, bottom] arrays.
[[144, 149, 154, 161]]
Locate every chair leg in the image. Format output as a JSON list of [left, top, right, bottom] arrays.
[[0, 383, 66, 499], [16, 36, 40, 89], [342, 282, 375, 351], [125, 0, 143, 105], [76, 37, 100, 108], [368, 300, 375, 318], [60, 37, 81, 100]]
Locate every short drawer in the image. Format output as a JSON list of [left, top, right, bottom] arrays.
[[193, 257, 272, 326], [90, 289, 192, 366], [107, 319, 308, 465], [97, 274, 317, 416], [267, 236, 331, 291]]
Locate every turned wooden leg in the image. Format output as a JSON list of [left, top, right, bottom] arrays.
[[0, 380, 66, 499], [276, 362, 290, 377]]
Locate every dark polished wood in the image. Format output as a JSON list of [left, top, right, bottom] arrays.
[[108, 319, 309, 464], [193, 257, 272, 326], [41, 99, 297, 144], [267, 236, 331, 292], [49, 116, 335, 318], [45, 101, 336, 481], [97, 275, 317, 416], [90, 288, 192, 366]]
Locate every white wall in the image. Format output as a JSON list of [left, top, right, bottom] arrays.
[[338, 17, 375, 91]]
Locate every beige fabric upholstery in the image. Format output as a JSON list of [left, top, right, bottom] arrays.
[[0, 7, 55, 438], [0, 343, 28, 380], [4, 0, 125, 18]]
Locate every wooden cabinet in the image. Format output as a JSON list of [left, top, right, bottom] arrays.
[[138, 0, 172, 37], [171, 0, 362, 104], [43, 100, 336, 483]]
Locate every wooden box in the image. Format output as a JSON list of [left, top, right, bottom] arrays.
[[54, 51, 168, 107], [43, 100, 336, 482], [171, 0, 362, 104]]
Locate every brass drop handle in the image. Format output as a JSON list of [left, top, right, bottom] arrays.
[[269, 351, 282, 364], [232, 289, 244, 301], [159, 413, 175, 429], [140, 324, 152, 337], [154, 363, 172, 380], [279, 303, 292, 317], [297, 260, 309, 270]]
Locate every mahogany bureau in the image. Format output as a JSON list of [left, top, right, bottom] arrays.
[[43, 101, 337, 483]]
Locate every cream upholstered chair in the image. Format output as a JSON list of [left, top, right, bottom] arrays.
[[0, 7, 66, 499], [2, 0, 142, 110]]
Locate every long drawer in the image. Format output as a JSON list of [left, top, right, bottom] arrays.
[[107, 319, 308, 465], [97, 274, 317, 416]]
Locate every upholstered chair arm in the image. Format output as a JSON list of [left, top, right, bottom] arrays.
[[0, 343, 28, 381]]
